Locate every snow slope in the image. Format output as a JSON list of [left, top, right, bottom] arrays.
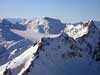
[[0, 44, 39, 75]]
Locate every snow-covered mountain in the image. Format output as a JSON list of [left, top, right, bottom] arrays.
[[25, 17, 65, 34], [0, 17, 100, 75]]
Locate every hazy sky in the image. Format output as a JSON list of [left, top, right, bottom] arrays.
[[0, 0, 100, 22]]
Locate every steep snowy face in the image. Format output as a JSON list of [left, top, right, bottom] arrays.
[[76, 20, 100, 53], [64, 20, 100, 58], [64, 22, 88, 39], [74, 20, 100, 64], [26, 17, 65, 34], [64, 20, 100, 39], [0, 44, 39, 75], [25, 32, 100, 75]]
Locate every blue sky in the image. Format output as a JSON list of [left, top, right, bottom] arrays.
[[0, 0, 100, 22]]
